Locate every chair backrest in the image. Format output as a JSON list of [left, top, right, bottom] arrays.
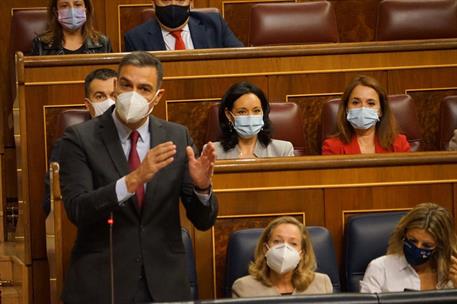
[[375, 0, 457, 41], [141, 7, 220, 23], [56, 109, 92, 137], [10, 8, 48, 56], [248, 1, 338, 46], [318, 94, 423, 152], [223, 226, 340, 297], [439, 96, 457, 150], [344, 211, 406, 292], [205, 102, 306, 156]]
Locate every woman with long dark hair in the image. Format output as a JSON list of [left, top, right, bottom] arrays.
[[215, 81, 294, 159]]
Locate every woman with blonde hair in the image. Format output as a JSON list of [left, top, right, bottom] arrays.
[[232, 216, 332, 297], [361, 203, 457, 292], [31, 0, 112, 55]]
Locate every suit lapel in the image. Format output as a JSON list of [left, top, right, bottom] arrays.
[[148, 19, 167, 50], [188, 16, 209, 49], [99, 109, 129, 177]]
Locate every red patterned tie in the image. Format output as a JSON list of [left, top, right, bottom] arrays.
[[128, 130, 144, 208], [170, 30, 185, 50]]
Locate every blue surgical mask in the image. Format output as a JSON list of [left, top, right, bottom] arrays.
[[58, 7, 87, 31], [346, 107, 380, 130], [232, 115, 264, 138], [403, 238, 434, 266]]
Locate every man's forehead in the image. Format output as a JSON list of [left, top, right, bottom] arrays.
[[119, 65, 157, 80], [89, 77, 116, 91]]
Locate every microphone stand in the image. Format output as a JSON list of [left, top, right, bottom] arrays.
[[108, 213, 115, 304]]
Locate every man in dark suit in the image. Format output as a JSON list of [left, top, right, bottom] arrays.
[[124, 0, 243, 51], [59, 51, 218, 303]]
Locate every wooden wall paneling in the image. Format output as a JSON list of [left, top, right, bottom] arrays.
[[105, 0, 147, 52], [331, 0, 379, 42], [118, 4, 151, 52], [388, 68, 457, 151]]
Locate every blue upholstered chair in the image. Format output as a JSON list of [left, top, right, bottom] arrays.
[[344, 211, 407, 292], [223, 226, 340, 297], [181, 227, 199, 300]]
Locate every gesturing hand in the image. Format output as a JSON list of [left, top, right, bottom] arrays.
[[186, 142, 216, 192], [126, 141, 176, 193]]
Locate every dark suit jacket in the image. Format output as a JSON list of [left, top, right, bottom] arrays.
[[124, 11, 243, 51], [59, 108, 218, 303]]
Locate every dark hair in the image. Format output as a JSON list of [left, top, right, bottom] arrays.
[[118, 51, 163, 88], [41, 0, 102, 45], [334, 75, 398, 149], [219, 81, 272, 151], [84, 68, 117, 98]]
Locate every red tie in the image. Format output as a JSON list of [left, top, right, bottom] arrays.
[[129, 130, 144, 208], [170, 30, 185, 50]]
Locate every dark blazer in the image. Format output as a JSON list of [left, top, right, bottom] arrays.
[[124, 11, 243, 51], [59, 108, 218, 303], [31, 34, 112, 55]]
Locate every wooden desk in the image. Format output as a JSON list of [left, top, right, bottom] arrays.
[[13, 40, 457, 303]]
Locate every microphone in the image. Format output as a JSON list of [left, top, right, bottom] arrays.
[[108, 213, 115, 304]]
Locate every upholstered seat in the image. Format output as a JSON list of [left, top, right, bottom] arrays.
[[248, 1, 338, 46], [439, 96, 457, 150], [205, 102, 306, 156], [10, 8, 48, 56], [319, 94, 423, 152], [344, 211, 406, 292], [376, 0, 457, 41], [223, 226, 340, 297]]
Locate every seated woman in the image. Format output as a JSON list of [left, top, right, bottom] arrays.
[[215, 81, 294, 159], [360, 202, 457, 292], [31, 0, 112, 55], [322, 75, 410, 154], [232, 216, 332, 297]]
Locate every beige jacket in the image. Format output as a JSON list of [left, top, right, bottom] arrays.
[[232, 272, 333, 298]]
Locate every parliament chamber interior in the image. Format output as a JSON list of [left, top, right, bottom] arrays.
[[1, 0, 457, 303]]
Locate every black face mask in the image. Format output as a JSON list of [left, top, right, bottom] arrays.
[[155, 5, 190, 29]]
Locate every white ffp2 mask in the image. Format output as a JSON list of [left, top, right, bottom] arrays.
[[265, 243, 301, 274], [116, 91, 157, 124]]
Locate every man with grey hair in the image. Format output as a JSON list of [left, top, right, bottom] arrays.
[[59, 51, 218, 303]]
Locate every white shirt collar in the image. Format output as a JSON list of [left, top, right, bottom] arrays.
[[112, 110, 150, 143], [162, 23, 191, 37]]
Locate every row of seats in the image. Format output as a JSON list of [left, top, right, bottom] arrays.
[[10, 0, 457, 57], [206, 95, 457, 155], [180, 212, 408, 299], [249, 0, 457, 46]]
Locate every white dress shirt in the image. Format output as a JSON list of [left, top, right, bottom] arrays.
[[161, 24, 194, 50], [360, 254, 454, 293]]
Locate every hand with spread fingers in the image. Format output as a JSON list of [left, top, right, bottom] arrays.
[[186, 142, 216, 192], [126, 141, 176, 192], [449, 255, 457, 287]]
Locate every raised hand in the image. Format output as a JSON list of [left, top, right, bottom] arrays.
[[125, 141, 176, 192], [186, 142, 216, 192]]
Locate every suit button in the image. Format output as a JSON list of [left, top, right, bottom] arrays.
[[136, 256, 141, 263]]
